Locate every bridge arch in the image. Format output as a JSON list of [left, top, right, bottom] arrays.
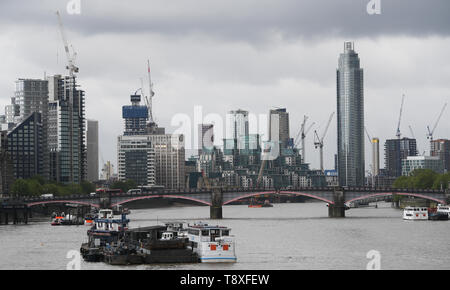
[[26, 200, 100, 208], [111, 195, 212, 207], [346, 192, 446, 205], [279, 191, 335, 204], [223, 191, 334, 205]]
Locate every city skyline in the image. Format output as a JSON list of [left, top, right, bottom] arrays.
[[0, 1, 449, 173]]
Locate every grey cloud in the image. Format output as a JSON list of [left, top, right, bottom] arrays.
[[0, 0, 449, 42]]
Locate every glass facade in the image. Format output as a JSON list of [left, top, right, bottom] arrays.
[[337, 42, 365, 186], [47, 75, 86, 184], [7, 112, 43, 179]]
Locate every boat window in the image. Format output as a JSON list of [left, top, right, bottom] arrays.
[[201, 230, 210, 236], [222, 230, 229, 236], [210, 229, 220, 235], [188, 229, 199, 236]]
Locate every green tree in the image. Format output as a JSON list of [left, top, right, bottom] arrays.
[[433, 172, 450, 190], [11, 179, 31, 196], [81, 181, 96, 195], [42, 183, 60, 196], [393, 176, 411, 189], [410, 169, 438, 189], [28, 179, 44, 196]]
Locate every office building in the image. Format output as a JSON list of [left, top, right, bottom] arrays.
[[87, 119, 99, 182], [149, 134, 185, 189], [122, 94, 148, 136], [198, 123, 214, 155], [117, 135, 155, 186], [402, 156, 444, 176], [337, 42, 365, 186]]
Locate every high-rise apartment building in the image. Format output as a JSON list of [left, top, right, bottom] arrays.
[[385, 138, 417, 177], [87, 119, 99, 182], [269, 108, 291, 152], [227, 109, 249, 150], [337, 42, 365, 186], [7, 112, 44, 179], [47, 75, 86, 184], [430, 139, 450, 172]]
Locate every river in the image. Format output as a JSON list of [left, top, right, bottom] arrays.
[[0, 202, 449, 270]]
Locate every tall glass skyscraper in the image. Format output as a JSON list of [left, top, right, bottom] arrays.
[[337, 42, 365, 186]]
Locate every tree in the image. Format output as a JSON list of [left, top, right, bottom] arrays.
[[393, 176, 410, 189], [11, 179, 31, 196], [81, 181, 96, 195], [433, 172, 450, 190], [28, 179, 44, 196], [410, 169, 438, 189], [111, 180, 137, 193]]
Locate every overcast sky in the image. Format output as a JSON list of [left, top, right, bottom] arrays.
[[0, 0, 449, 173]]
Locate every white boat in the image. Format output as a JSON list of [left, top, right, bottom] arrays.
[[403, 206, 428, 220], [437, 204, 450, 217], [187, 222, 237, 263]]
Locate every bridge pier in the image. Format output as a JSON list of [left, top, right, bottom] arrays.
[[210, 187, 223, 219], [328, 189, 345, 218], [391, 194, 400, 209]]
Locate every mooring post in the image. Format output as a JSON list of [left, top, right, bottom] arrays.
[[328, 188, 345, 218], [210, 187, 223, 220]]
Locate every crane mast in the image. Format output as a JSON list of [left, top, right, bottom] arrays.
[[396, 94, 405, 139], [314, 112, 335, 172], [56, 11, 79, 77], [427, 103, 447, 141], [147, 60, 155, 123]]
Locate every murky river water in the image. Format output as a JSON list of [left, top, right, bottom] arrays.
[[0, 202, 449, 270]]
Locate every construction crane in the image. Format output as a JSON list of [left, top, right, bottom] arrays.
[[395, 94, 405, 139], [408, 125, 416, 139], [56, 11, 79, 77], [56, 11, 78, 183], [313, 112, 335, 172], [427, 103, 447, 141], [365, 127, 372, 143], [147, 60, 155, 123], [293, 116, 315, 163]]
